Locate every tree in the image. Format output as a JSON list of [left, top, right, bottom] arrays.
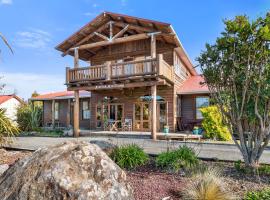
[[197, 13, 270, 168], [31, 90, 39, 98]]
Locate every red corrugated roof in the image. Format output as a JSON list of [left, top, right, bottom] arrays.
[[178, 75, 210, 95], [31, 90, 91, 100], [0, 95, 23, 105], [0, 95, 13, 105]]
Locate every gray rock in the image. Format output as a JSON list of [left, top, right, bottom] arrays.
[[0, 141, 134, 200], [90, 140, 116, 154], [0, 164, 9, 176]]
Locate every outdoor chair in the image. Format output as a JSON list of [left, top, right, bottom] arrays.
[[122, 118, 132, 131]]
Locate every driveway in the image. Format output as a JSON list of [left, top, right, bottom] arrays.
[[6, 136, 270, 164]]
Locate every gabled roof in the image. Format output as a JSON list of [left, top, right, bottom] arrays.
[[55, 11, 197, 76], [30, 91, 91, 101], [0, 95, 23, 105], [177, 75, 210, 95]]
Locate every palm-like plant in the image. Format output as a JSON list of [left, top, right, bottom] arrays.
[[17, 104, 42, 132], [0, 33, 17, 146], [0, 32, 13, 54], [0, 108, 19, 146]]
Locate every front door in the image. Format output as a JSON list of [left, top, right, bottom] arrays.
[[133, 103, 150, 131], [157, 102, 168, 132], [96, 103, 124, 129]]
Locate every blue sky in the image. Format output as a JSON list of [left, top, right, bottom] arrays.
[[0, 0, 269, 99]]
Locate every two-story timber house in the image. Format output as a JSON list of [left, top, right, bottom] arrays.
[[55, 12, 210, 139]]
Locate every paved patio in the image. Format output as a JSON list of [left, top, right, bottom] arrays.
[[5, 136, 270, 164]]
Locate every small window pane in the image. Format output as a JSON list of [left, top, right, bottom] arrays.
[[54, 102, 59, 120], [196, 97, 209, 119], [83, 101, 89, 110]]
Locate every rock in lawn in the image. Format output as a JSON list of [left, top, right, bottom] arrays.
[[0, 141, 134, 200], [90, 140, 116, 154]]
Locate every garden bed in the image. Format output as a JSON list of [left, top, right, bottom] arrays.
[[0, 149, 269, 199], [127, 159, 270, 200]]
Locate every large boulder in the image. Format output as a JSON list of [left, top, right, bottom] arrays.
[[0, 141, 134, 200]]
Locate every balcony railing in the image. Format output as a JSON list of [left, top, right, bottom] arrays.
[[66, 54, 174, 85]]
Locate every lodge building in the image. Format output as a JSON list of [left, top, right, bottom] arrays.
[[32, 12, 210, 139]]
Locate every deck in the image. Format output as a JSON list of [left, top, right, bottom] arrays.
[[66, 54, 174, 90], [79, 130, 201, 141]]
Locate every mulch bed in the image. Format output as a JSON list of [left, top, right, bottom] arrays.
[[127, 159, 270, 200], [0, 148, 269, 199]]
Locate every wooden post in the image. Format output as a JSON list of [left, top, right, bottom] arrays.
[[150, 34, 156, 59], [52, 99, 55, 128], [106, 61, 111, 80], [157, 54, 163, 75], [151, 85, 157, 140], [150, 33, 157, 140], [67, 99, 71, 127], [66, 67, 70, 84], [74, 48, 79, 68], [74, 90, 80, 137], [73, 47, 80, 137]]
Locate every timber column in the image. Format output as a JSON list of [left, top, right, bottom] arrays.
[[150, 33, 157, 140], [73, 48, 80, 137]]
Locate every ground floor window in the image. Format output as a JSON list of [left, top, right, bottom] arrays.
[[54, 102, 59, 120], [82, 101, 90, 120], [96, 103, 124, 129], [195, 96, 209, 119]]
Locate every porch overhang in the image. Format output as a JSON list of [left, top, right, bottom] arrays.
[[177, 75, 210, 95]]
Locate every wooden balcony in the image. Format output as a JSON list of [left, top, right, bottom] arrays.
[[66, 54, 174, 90]]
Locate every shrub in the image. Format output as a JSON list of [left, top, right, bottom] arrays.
[[156, 145, 198, 172], [17, 103, 42, 132], [234, 160, 270, 175], [110, 144, 149, 169], [200, 106, 231, 141], [244, 188, 270, 200], [183, 168, 235, 200], [258, 165, 270, 176], [0, 108, 19, 145]]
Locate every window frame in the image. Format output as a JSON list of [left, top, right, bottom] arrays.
[[82, 100, 90, 120], [195, 96, 209, 119], [54, 102, 59, 120]]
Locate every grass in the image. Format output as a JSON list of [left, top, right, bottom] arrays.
[[183, 167, 234, 200], [234, 160, 270, 175], [110, 144, 149, 169], [19, 129, 64, 137], [244, 188, 270, 200], [156, 145, 199, 172]]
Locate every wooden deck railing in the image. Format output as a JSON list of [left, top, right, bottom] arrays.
[[66, 54, 174, 84]]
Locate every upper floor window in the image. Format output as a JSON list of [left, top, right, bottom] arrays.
[[82, 101, 90, 120], [196, 97, 209, 119]]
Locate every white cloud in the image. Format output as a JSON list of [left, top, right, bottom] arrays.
[[0, 72, 66, 100], [0, 0, 12, 5], [84, 12, 98, 17], [92, 3, 98, 8], [14, 28, 52, 49], [121, 0, 127, 6]]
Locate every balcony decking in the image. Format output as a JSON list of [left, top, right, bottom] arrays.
[[66, 54, 174, 90]]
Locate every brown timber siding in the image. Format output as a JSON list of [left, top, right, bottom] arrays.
[[42, 98, 91, 129]]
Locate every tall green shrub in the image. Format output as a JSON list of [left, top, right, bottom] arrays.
[[17, 103, 42, 131], [0, 108, 19, 145], [200, 106, 231, 141], [156, 145, 199, 172], [110, 144, 149, 169]]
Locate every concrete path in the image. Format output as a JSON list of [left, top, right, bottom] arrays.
[[6, 136, 270, 164]]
